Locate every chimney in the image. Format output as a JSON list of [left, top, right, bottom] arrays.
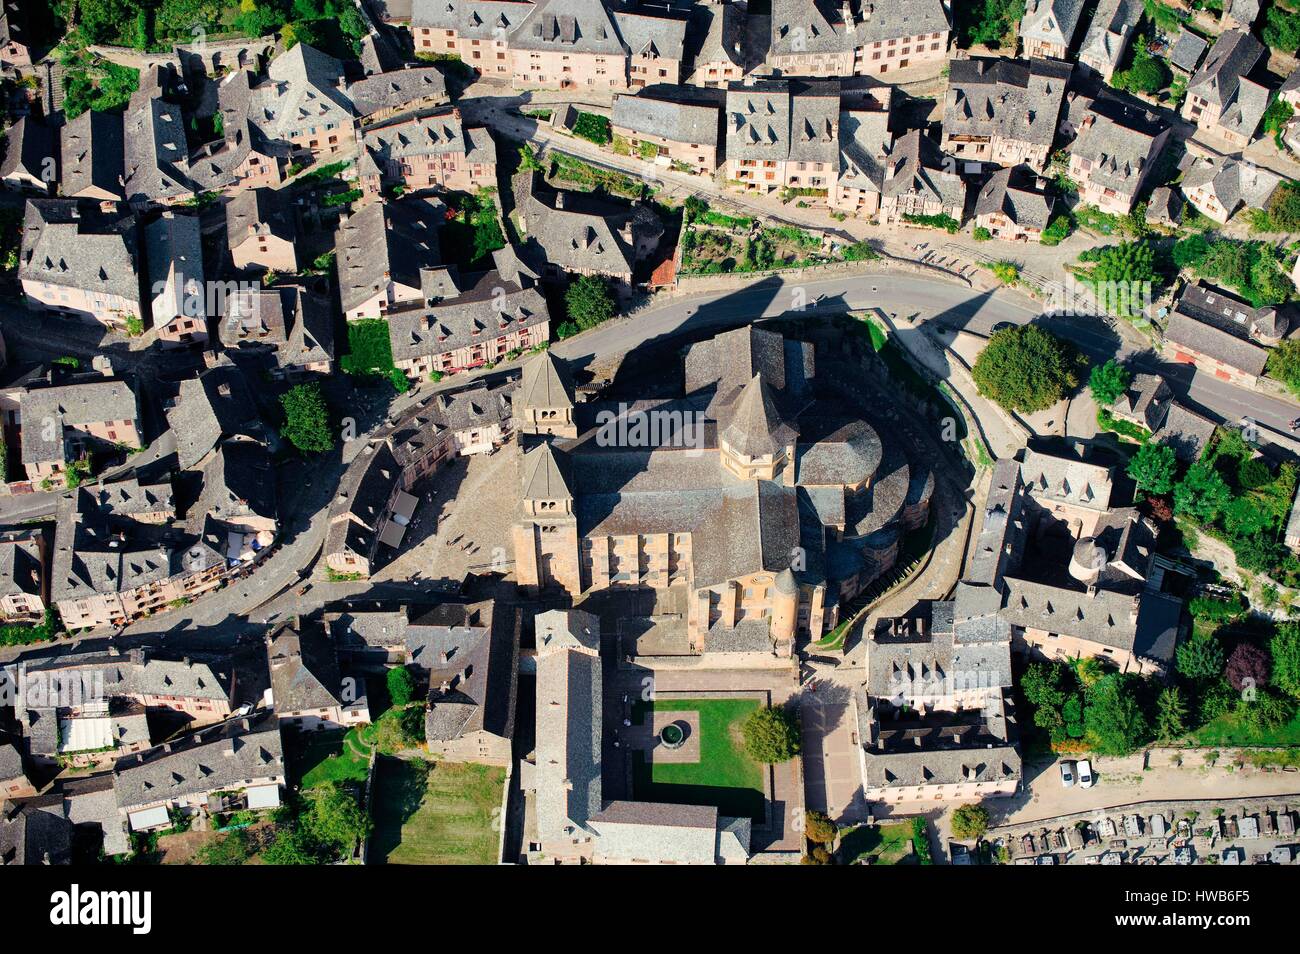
[[554, 192, 565, 209]]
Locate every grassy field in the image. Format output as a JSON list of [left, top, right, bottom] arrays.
[[287, 724, 377, 789], [631, 697, 765, 821], [369, 757, 505, 865], [838, 823, 914, 865], [1191, 709, 1300, 747]]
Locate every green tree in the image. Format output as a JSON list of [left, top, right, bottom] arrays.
[[1267, 339, 1300, 396], [1239, 689, 1298, 731], [195, 829, 252, 865], [1174, 460, 1231, 523], [1176, 633, 1226, 682], [972, 325, 1080, 413], [1112, 43, 1169, 95], [1040, 214, 1073, 247], [262, 827, 317, 865], [1264, 4, 1300, 52], [804, 810, 837, 845], [741, 705, 801, 763], [1084, 673, 1152, 756], [1088, 359, 1131, 406], [564, 274, 616, 331], [951, 803, 990, 840], [386, 666, 416, 707], [1155, 686, 1188, 741], [279, 382, 334, 453], [1127, 441, 1178, 495], [1172, 234, 1210, 270], [301, 782, 371, 858], [1271, 623, 1300, 699], [910, 817, 933, 864]]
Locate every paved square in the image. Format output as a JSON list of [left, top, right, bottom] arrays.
[[801, 698, 867, 824]]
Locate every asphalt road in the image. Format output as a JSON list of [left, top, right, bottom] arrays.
[[550, 271, 1300, 445]]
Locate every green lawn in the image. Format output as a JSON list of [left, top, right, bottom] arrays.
[[289, 724, 377, 789], [631, 697, 765, 821], [838, 822, 914, 865], [368, 757, 505, 865], [1191, 709, 1300, 747]]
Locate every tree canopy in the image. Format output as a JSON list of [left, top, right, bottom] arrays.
[[279, 382, 334, 454], [1088, 359, 1130, 406], [951, 803, 990, 840], [741, 705, 801, 763], [972, 325, 1080, 413], [560, 275, 616, 338], [1127, 441, 1178, 496]]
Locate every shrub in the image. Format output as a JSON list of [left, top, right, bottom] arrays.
[[1040, 215, 1073, 247], [279, 382, 333, 454], [973, 226, 993, 241], [387, 666, 416, 707], [741, 705, 801, 763], [571, 111, 612, 145]]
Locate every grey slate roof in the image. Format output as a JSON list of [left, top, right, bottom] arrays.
[[534, 615, 602, 845], [167, 359, 263, 470], [361, 107, 495, 168], [612, 88, 721, 147], [386, 268, 548, 363], [512, 0, 627, 55], [187, 437, 277, 535], [346, 65, 449, 119], [1070, 106, 1166, 196], [1078, 0, 1141, 74], [1166, 282, 1272, 375], [944, 58, 1072, 151], [613, 9, 688, 60], [0, 116, 54, 185], [771, 0, 950, 57], [1155, 401, 1217, 462], [0, 529, 42, 601], [336, 197, 445, 314], [145, 211, 206, 325], [122, 94, 192, 204], [225, 187, 296, 253], [113, 711, 283, 812], [267, 620, 349, 713], [59, 109, 125, 200], [20, 376, 139, 468], [725, 78, 839, 164], [1188, 29, 1265, 111], [590, 801, 720, 863], [1019, 448, 1114, 511], [974, 166, 1054, 230], [517, 349, 574, 410], [515, 171, 644, 277], [686, 0, 745, 72], [424, 596, 517, 745], [410, 0, 533, 38], [222, 284, 335, 370], [1021, 0, 1087, 51], [19, 199, 140, 306], [0, 799, 73, 865], [1169, 28, 1209, 74], [881, 129, 966, 209]]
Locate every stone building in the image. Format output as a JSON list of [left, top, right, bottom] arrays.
[[511, 325, 930, 655]]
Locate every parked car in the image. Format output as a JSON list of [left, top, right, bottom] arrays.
[[1059, 761, 1076, 788], [1077, 759, 1095, 788]]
